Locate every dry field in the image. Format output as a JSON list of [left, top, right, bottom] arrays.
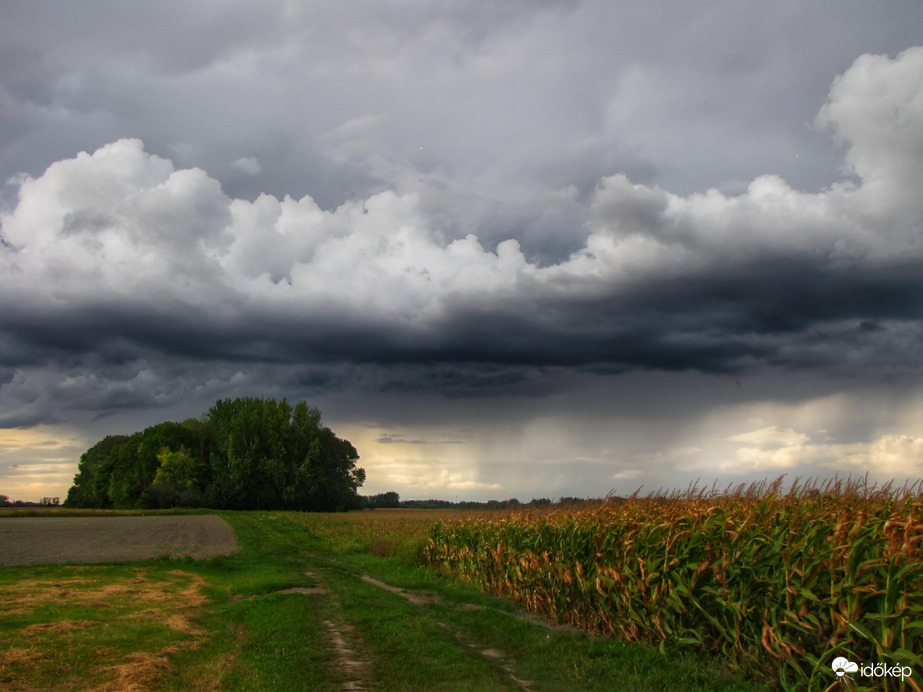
[[0, 515, 238, 566]]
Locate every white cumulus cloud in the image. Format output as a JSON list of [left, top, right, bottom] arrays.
[[2, 48, 921, 328]]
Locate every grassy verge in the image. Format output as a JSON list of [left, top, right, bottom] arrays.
[[278, 510, 763, 691], [161, 513, 344, 691]]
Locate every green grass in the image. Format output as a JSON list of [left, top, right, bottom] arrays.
[[324, 569, 516, 691], [1, 509, 766, 690], [161, 513, 341, 691], [195, 593, 337, 692], [274, 510, 763, 691]]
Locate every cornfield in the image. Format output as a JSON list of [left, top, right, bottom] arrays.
[[425, 477, 923, 690]]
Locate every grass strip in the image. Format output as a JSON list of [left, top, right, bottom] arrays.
[[279, 511, 762, 691]]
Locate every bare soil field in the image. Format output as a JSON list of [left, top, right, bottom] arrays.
[[0, 515, 238, 566]]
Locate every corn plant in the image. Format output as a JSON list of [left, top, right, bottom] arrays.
[[425, 477, 923, 691]]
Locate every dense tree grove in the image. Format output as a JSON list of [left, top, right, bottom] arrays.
[[64, 398, 365, 511]]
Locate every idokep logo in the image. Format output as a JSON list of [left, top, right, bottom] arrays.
[[831, 657, 858, 678], [831, 656, 914, 684]]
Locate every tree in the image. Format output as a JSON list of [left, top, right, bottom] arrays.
[[107, 433, 143, 508], [147, 445, 205, 508], [301, 428, 365, 511], [207, 397, 290, 509], [367, 491, 400, 508], [65, 435, 129, 508], [206, 396, 365, 510], [65, 397, 364, 511], [154, 446, 200, 488]]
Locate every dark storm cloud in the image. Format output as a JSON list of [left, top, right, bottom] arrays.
[[5, 4, 923, 505], [2, 37, 922, 418], [2, 251, 920, 380], [0, 2, 919, 482]]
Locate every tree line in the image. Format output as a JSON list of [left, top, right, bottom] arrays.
[[64, 397, 366, 511]]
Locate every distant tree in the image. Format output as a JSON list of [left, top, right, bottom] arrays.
[[107, 432, 143, 508], [65, 397, 364, 511], [367, 491, 401, 509], [0, 494, 9, 506], [40, 497, 60, 506], [558, 496, 595, 506], [134, 422, 206, 508]]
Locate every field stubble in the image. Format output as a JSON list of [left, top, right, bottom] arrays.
[[0, 514, 238, 566]]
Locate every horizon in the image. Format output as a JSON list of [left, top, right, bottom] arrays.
[[6, 469, 917, 508]]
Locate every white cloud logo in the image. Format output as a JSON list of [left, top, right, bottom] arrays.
[[832, 657, 859, 677]]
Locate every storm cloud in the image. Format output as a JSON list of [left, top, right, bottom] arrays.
[[2, 2, 922, 500], [3, 47, 923, 376]]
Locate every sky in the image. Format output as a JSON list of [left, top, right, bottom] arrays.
[[2, 1, 923, 502]]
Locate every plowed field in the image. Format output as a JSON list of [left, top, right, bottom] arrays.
[[0, 515, 238, 566]]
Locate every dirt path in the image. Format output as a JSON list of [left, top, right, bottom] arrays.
[[0, 516, 238, 566], [323, 618, 370, 691], [283, 571, 371, 691], [359, 573, 537, 691]]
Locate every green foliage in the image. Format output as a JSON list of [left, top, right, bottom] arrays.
[[64, 434, 129, 508], [64, 397, 365, 511], [154, 446, 201, 489]]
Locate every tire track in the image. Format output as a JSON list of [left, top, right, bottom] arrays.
[[304, 571, 371, 691], [323, 618, 370, 692], [360, 573, 536, 691]]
